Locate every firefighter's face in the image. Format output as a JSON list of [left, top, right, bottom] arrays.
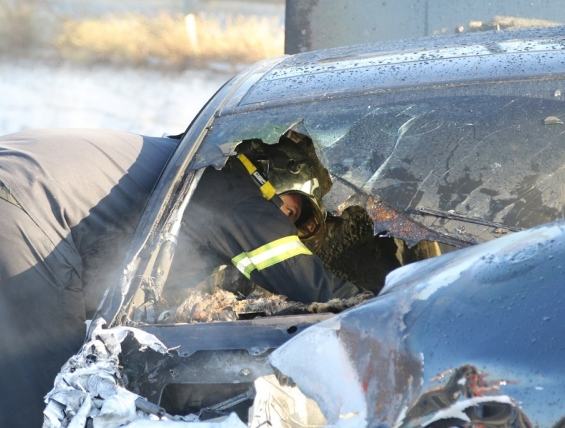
[[279, 193, 303, 223]]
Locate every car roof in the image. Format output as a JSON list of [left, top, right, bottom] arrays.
[[222, 26, 565, 113]]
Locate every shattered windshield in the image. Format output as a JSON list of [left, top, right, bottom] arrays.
[[120, 76, 565, 328], [197, 77, 565, 244]]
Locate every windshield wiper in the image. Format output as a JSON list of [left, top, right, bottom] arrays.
[[409, 207, 523, 232]]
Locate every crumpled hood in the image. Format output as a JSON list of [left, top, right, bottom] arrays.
[[260, 220, 565, 426]]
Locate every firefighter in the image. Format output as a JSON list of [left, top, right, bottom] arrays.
[[169, 132, 361, 303]]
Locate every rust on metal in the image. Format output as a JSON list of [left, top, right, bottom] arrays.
[[365, 196, 441, 246]]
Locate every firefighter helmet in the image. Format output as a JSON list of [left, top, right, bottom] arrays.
[[237, 131, 331, 244]]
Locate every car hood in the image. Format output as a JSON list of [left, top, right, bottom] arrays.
[[263, 220, 565, 426]]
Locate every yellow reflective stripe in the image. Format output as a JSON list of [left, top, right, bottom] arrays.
[[255, 244, 311, 270], [232, 252, 255, 279], [259, 181, 276, 200], [247, 235, 309, 261], [237, 153, 257, 174], [231, 235, 312, 279]]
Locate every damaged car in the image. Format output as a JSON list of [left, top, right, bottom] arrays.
[[44, 26, 565, 427]]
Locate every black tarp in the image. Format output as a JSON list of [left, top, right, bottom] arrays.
[[0, 129, 175, 427]]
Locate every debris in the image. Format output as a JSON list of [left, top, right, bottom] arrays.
[[422, 395, 515, 426], [266, 320, 368, 427], [174, 289, 240, 323], [249, 375, 326, 428], [43, 320, 246, 427], [94, 388, 138, 428], [168, 288, 373, 323], [67, 395, 91, 428], [317, 205, 399, 293], [544, 115, 564, 125]]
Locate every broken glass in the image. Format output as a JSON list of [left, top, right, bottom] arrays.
[[199, 77, 565, 245]]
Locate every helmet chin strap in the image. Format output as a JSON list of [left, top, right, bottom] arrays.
[[237, 153, 283, 208]]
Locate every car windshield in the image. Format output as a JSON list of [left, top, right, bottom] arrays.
[[198, 77, 565, 244]]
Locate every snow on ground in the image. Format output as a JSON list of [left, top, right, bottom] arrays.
[[0, 61, 233, 137]]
